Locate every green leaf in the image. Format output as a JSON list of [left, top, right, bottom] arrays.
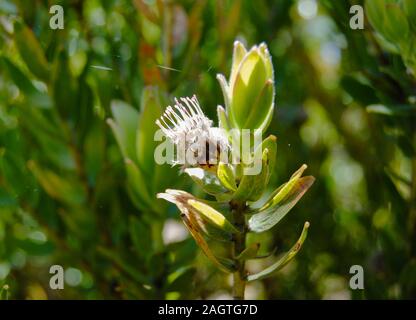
[[235, 242, 260, 260], [258, 42, 274, 80], [366, 104, 416, 116], [166, 267, 196, 292], [365, 0, 387, 36], [125, 159, 157, 212], [180, 213, 236, 273], [187, 199, 239, 234], [403, 0, 416, 30], [97, 246, 150, 285], [248, 165, 314, 233], [217, 162, 237, 191], [52, 50, 77, 117], [233, 148, 270, 202], [136, 87, 164, 176], [108, 100, 140, 164], [383, 3, 409, 44], [17, 105, 74, 170], [14, 21, 49, 81], [27, 160, 86, 206], [244, 79, 274, 130], [231, 48, 268, 129], [157, 190, 233, 241], [16, 239, 55, 256], [129, 216, 152, 259], [247, 222, 310, 281], [184, 168, 227, 195], [216, 75, 231, 112], [148, 252, 165, 278], [1, 57, 52, 109], [230, 40, 247, 90], [258, 164, 308, 211], [340, 75, 379, 105], [217, 105, 230, 131], [256, 135, 277, 184]]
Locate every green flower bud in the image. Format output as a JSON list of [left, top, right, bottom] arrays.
[[217, 41, 275, 132]]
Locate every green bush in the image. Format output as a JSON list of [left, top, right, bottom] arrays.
[[0, 0, 415, 299]]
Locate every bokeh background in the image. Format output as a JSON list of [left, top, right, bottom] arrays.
[[1, 0, 415, 299]]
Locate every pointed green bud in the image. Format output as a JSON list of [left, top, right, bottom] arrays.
[[217, 42, 275, 132]]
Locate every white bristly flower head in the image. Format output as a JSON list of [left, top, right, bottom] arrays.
[[156, 95, 229, 167]]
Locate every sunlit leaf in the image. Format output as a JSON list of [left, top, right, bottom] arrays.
[[184, 167, 227, 195], [217, 162, 237, 191], [366, 104, 416, 116], [187, 199, 239, 234], [249, 166, 314, 233], [233, 148, 270, 202], [1, 57, 52, 109]]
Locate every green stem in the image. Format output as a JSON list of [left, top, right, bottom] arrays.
[[231, 201, 247, 300]]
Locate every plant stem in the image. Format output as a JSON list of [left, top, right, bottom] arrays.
[[231, 201, 247, 300]]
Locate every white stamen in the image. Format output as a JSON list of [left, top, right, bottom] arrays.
[[156, 95, 229, 167]]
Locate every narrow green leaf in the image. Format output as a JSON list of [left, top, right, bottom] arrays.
[[187, 199, 239, 234], [217, 105, 231, 131], [52, 50, 77, 117], [244, 79, 274, 131], [217, 162, 237, 191], [97, 246, 150, 285], [366, 104, 416, 116], [14, 21, 49, 81], [108, 100, 140, 164], [136, 87, 164, 176], [259, 164, 308, 212], [249, 174, 314, 233], [1, 57, 52, 108], [258, 42, 274, 80], [255, 135, 277, 185], [236, 243, 260, 260], [365, 0, 387, 36], [129, 216, 152, 258], [216, 74, 231, 112], [383, 4, 409, 44], [247, 222, 310, 281], [125, 159, 157, 212], [403, 0, 416, 31], [231, 48, 268, 129], [184, 167, 227, 195], [157, 190, 233, 241], [230, 40, 247, 90], [191, 215, 234, 242], [181, 214, 236, 273], [166, 267, 196, 292], [27, 160, 86, 206], [233, 148, 269, 202]]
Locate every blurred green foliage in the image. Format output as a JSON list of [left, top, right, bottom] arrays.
[[0, 0, 415, 299]]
